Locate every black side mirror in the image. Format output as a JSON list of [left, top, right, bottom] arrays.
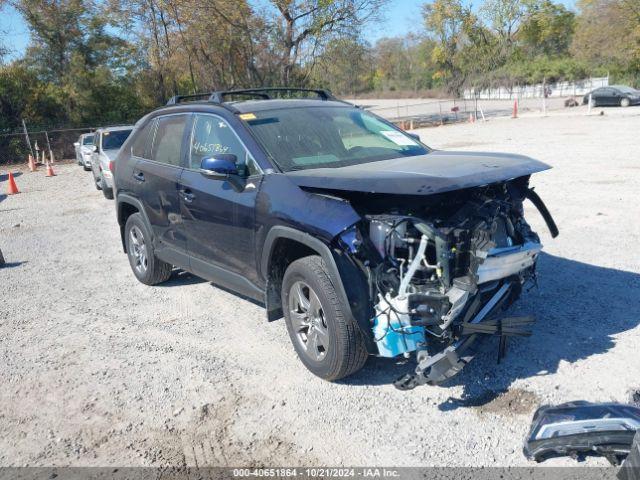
[[407, 132, 421, 142]]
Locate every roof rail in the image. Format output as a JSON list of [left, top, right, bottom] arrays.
[[166, 87, 345, 107], [166, 93, 213, 105], [208, 87, 337, 103]]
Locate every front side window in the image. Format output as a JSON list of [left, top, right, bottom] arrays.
[[189, 114, 259, 176], [616, 86, 637, 94], [150, 115, 187, 166], [101, 129, 132, 151], [243, 106, 429, 172]]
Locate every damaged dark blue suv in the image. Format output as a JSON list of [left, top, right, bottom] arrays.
[[113, 88, 558, 389]]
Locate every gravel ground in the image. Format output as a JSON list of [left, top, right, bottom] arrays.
[[1, 106, 639, 468]]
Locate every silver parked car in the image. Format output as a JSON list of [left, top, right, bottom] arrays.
[[91, 126, 133, 199], [74, 133, 95, 171]]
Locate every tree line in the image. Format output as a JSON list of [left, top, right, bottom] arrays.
[[0, 0, 638, 134]]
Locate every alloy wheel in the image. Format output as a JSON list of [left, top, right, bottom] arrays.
[[129, 225, 148, 275], [288, 281, 329, 362]]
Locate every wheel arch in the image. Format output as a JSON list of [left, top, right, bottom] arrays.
[[117, 194, 152, 253], [261, 226, 376, 352]]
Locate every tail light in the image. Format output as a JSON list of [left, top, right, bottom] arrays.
[[109, 160, 115, 173]]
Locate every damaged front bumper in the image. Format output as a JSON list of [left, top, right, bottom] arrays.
[[477, 242, 542, 284], [394, 279, 535, 390], [343, 177, 558, 389]]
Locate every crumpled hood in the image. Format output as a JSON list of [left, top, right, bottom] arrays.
[[285, 150, 550, 195]]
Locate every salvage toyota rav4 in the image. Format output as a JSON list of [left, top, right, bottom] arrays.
[[114, 88, 558, 389]]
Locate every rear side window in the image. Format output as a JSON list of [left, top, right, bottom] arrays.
[[150, 115, 187, 166], [83, 135, 94, 145], [101, 130, 132, 150], [131, 121, 156, 159]]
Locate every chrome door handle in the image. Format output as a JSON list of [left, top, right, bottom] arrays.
[[180, 189, 195, 203]]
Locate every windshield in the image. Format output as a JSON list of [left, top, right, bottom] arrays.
[[82, 134, 94, 145], [243, 106, 429, 171], [101, 130, 132, 150], [617, 86, 638, 94]]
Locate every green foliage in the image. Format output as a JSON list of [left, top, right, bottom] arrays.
[[312, 37, 374, 95], [519, 0, 575, 57], [572, 0, 640, 87]]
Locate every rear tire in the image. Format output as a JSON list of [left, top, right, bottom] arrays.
[[282, 255, 368, 381], [124, 213, 172, 285]]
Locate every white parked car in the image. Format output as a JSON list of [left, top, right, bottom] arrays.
[[90, 126, 133, 199], [74, 133, 95, 170]]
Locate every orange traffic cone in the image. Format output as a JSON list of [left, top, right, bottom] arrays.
[[468, 113, 475, 123], [6, 172, 20, 195], [28, 154, 36, 172], [45, 162, 56, 177], [512, 99, 518, 119]]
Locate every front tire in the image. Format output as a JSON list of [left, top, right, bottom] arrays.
[[124, 213, 172, 285], [282, 255, 368, 381], [621, 97, 630, 107]]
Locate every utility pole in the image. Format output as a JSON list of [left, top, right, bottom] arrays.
[[22, 119, 35, 158]]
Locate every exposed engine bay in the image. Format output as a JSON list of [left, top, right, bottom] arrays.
[[344, 176, 559, 389]]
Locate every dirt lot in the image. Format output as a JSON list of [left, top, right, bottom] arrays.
[[1, 107, 640, 468]]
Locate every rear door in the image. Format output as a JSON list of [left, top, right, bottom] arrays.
[[179, 113, 263, 287], [134, 113, 190, 261], [597, 88, 616, 106]]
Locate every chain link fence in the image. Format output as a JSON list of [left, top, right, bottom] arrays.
[[363, 98, 504, 129], [0, 126, 96, 166], [357, 96, 574, 129]]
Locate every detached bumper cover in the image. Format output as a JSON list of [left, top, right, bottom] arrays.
[[524, 402, 640, 465], [394, 280, 533, 390], [620, 430, 640, 480]]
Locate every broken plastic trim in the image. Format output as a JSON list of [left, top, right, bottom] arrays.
[[619, 430, 640, 480], [526, 188, 559, 238], [523, 402, 640, 466], [477, 242, 542, 285], [394, 281, 524, 390]]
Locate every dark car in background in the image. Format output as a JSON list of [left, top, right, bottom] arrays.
[[112, 88, 558, 389], [91, 126, 133, 199], [583, 85, 640, 107]]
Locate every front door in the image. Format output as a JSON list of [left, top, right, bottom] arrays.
[[135, 114, 190, 259], [179, 113, 262, 287]]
